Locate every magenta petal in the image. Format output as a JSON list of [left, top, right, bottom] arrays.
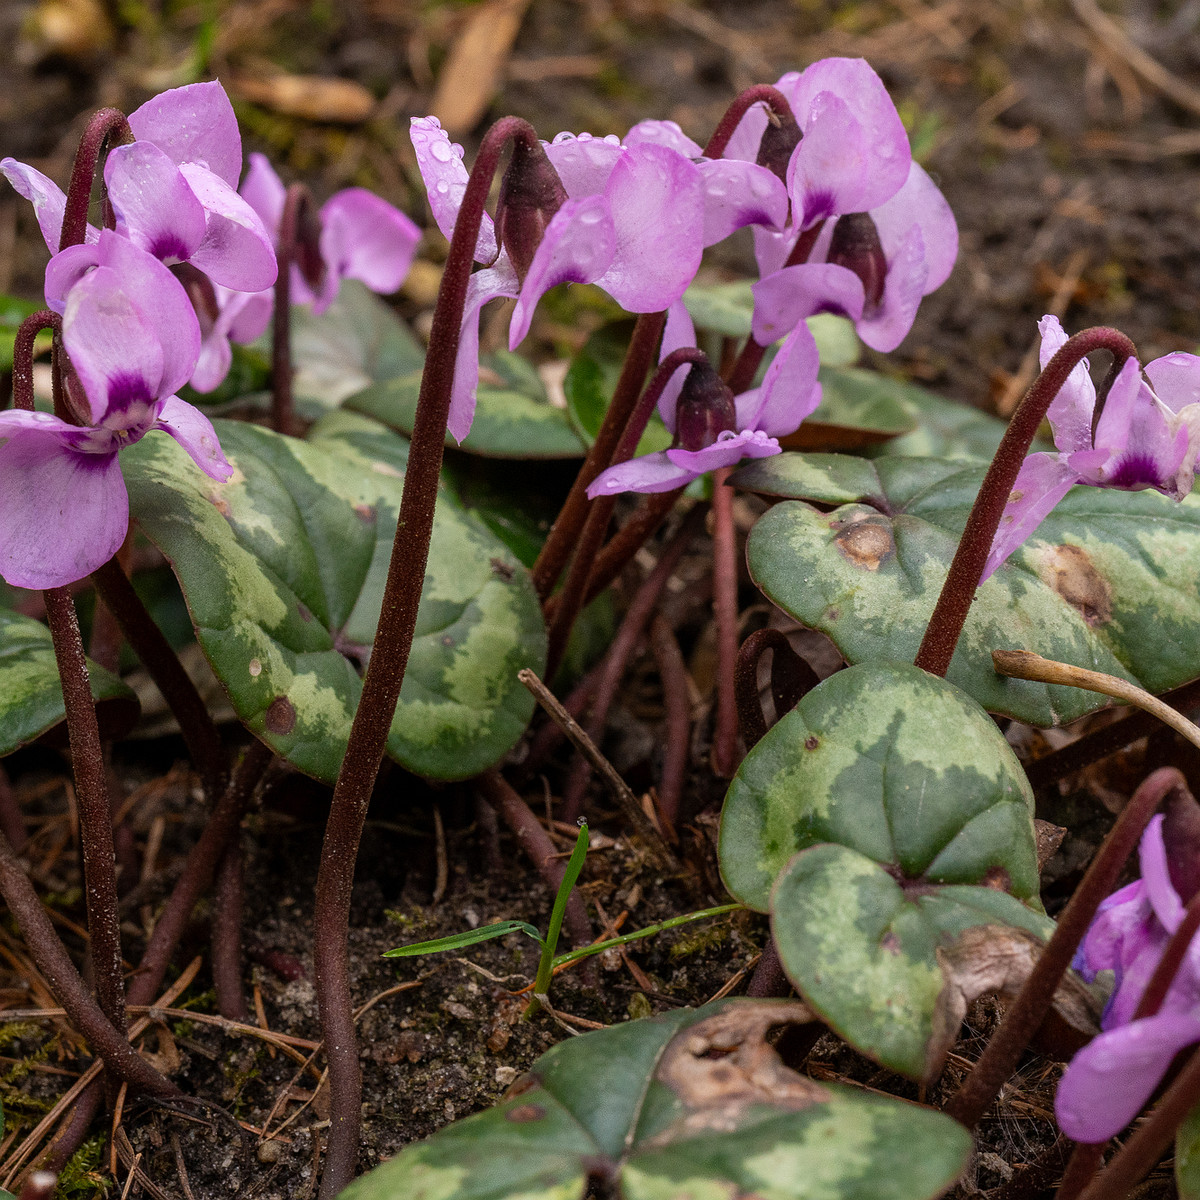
[[43, 243, 99, 314], [128, 80, 243, 187], [240, 152, 286, 235], [1140, 814, 1185, 934], [623, 120, 703, 157], [152, 396, 233, 480], [1076, 880, 1150, 979], [105, 141, 207, 263], [751, 262, 864, 345], [981, 453, 1081, 581], [449, 264, 519, 443], [1056, 1012, 1200, 1142], [510, 196, 616, 347], [788, 92, 874, 227], [656, 300, 698, 431], [0, 159, 96, 253], [586, 451, 695, 497], [319, 188, 421, 301], [1039, 315, 1096, 455], [698, 159, 789, 246], [0, 410, 128, 589], [410, 117, 497, 264], [666, 429, 780, 472], [856, 225, 927, 353], [544, 132, 623, 198], [180, 165, 278, 293], [723, 100, 771, 164], [1146, 352, 1200, 414], [594, 143, 703, 312], [871, 162, 958, 295], [752, 224, 801, 279], [747, 322, 822, 436]]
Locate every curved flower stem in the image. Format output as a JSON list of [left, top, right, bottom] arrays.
[[11, 311, 59, 412], [531, 311, 666, 601], [313, 115, 539, 1200], [271, 183, 314, 437], [59, 109, 132, 253], [560, 502, 707, 819], [724, 220, 826, 396], [711, 467, 739, 777], [648, 615, 689, 830], [41, 587, 126, 1038], [944, 766, 1188, 1130], [734, 628, 820, 749], [212, 839, 248, 1020], [544, 349, 709, 680], [913, 327, 1137, 677], [703, 84, 793, 159]]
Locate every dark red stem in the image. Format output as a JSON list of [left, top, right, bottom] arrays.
[[945, 766, 1188, 1129], [914, 327, 1138, 677], [59, 109, 131, 253], [747, 939, 790, 997], [711, 468, 739, 777], [648, 615, 689, 829], [734, 628, 820, 749], [313, 116, 539, 1200], [702, 85, 794, 159], [11, 311, 59, 412], [0, 762, 26, 853], [212, 839, 248, 1020], [1055, 1144, 1106, 1200], [271, 183, 313, 438]]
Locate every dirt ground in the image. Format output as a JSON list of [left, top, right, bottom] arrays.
[[1, 0, 1198, 1195]]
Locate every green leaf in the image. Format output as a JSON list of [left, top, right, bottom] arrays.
[[0, 609, 139, 756], [867, 378, 1017, 462], [719, 662, 1039, 913], [285, 280, 426, 408], [123, 416, 546, 782], [0, 294, 46, 372], [341, 999, 971, 1200], [737, 452, 1200, 726], [384, 919, 543, 958], [1178, 1101, 1200, 1200], [780, 366, 918, 452]]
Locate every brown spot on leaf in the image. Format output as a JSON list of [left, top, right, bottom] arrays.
[[489, 557, 515, 581], [506, 1103, 546, 1123], [1038, 544, 1112, 626], [881, 932, 901, 954], [980, 866, 1012, 892], [833, 515, 893, 571], [264, 696, 296, 735], [210, 494, 232, 519], [504, 1073, 539, 1100], [441, 635, 455, 648], [804, 735, 819, 751], [354, 503, 375, 522]]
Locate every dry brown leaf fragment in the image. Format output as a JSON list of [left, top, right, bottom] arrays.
[[230, 74, 376, 124]]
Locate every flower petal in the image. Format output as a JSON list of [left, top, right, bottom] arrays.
[[981, 452, 1081, 581], [656, 300, 698, 432], [319, 188, 421, 303], [544, 132, 623, 197], [593, 143, 703, 312], [751, 262, 864, 345], [855, 224, 928, 353], [128, 80, 243, 187], [1146, 352, 1200, 414], [410, 116, 497, 264], [745, 321, 822, 436], [623, 120, 704, 157], [787, 91, 873, 228], [240, 152, 287, 234], [870, 162, 958, 295], [152, 396, 233, 480], [1140, 814, 1185, 934], [180, 164, 279, 293], [105, 141, 208, 263], [586, 451, 695, 497], [666, 428, 780, 472], [0, 158, 96, 252], [0, 409, 128, 589], [698, 159, 789, 246], [448, 263, 519, 443], [1055, 1012, 1200, 1142], [1039, 315, 1096, 455], [509, 195, 616, 347]]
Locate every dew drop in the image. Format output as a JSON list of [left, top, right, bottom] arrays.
[[431, 140, 454, 163]]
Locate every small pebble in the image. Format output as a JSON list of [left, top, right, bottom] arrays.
[[257, 1141, 284, 1164]]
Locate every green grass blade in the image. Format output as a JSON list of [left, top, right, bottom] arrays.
[[383, 919, 543, 958]]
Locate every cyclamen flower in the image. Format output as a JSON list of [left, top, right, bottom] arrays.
[[410, 116, 706, 442], [1056, 814, 1200, 1142], [982, 315, 1200, 580], [586, 302, 822, 496], [188, 153, 421, 393], [0, 233, 231, 589]]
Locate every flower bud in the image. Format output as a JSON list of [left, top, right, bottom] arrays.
[[496, 138, 568, 283], [293, 197, 327, 294], [756, 109, 802, 184], [675, 362, 737, 451], [828, 212, 887, 309], [1164, 785, 1200, 903]]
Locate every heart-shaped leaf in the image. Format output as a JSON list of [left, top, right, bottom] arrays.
[[0, 608, 139, 756], [780, 366, 917, 452], [719, 662, 1039, 913], [123, 417, 545, 782], [341, 998, 971, 1200], [735, 453, 1200, 726]]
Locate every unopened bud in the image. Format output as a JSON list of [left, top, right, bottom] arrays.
[[675, 362, 737, 451], [756, 109, 802, 183], [828, 212, 887, 309], [496, 138, 568, 283], [1164, 786, 1200, 903], [293, 196, 326, 293]]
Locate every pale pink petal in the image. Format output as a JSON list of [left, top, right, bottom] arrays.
[[240, 152, 287, 235], [0, 410, 128, 589], [1090, 361, 1188, 494], [1039, 315, 1096, 455], [656, 300, 698, 431], [544, 132, 623, 198], [1075, 880, 1150, 979], [449, 263, 519, 442], [586, 451, 695, 497], [752, 224, 802, 278], [698, 159, 789, 246], [43, 243, 99, 314], [180, 164, 278, 293], [623, 120, 703, 157], [409, 116, 497, 264], [152, 396, 232, 480], [751, 262, 864, 345], [509, 196, 615, 347], [787, 91, 873, 228], [981, 452, 1081, 581], [128, 80, 243, 187], [666, 428, 780, 472], [869, 162, 958, 293], [318, 188, 421, 305], [105, 141, 207, 263], [723, 100, 772, 164], [0, 159, 97, 252], [746, 322, 822, 436], [1139, 814, 1185, 934], [1146, 352, 1200, 415], [856, 225, 927, 353]]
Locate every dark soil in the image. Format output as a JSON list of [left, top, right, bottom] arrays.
[[1, 1, 1199, 1196]]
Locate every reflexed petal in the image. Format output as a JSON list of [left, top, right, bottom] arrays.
[[1075, 880, 1149, 978], [410, 117, 497, 264], [595, 144, 704, 312], [656, 299, 698, 431], [787, 91, 872, 228], [1146, 352, 1200, 414], [226, 289, 273, 343], [751, 262, 864, 345], [1039, 315, 1096, 455], [1055, 1012, 1200, 1142], [128, 80, 243, 187], [152, 396, 233, 480], [781, 58, 911, 211], [586, 451, 695, 496], [666, 429, 780, 473], [63, 266, 164, 423], [981, 452, 1081, 581], [44, 243, 99, 314], [319, 188, 421, 304], [180, 164, 279, 293], [870, 162, 958, 293], [623, 120, 703, 157], [745, 321, 821, 436], [105, 141, 207, 263], [856, 225, 927, 353], [544, 132, 623, 198], [723, 100, 771, 164], [1089, 360, 1188, 494], [1139, 814, 1185, 934], [0, 158, 97, 252], [752, 224, 801, 279], [697, 159, 789, 246], [0, 410, 128, 589], [509, 196, 615, 347], [240, 152, 287, 235], [191, 325, 232, 394], [448, 263, 519, 443]]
